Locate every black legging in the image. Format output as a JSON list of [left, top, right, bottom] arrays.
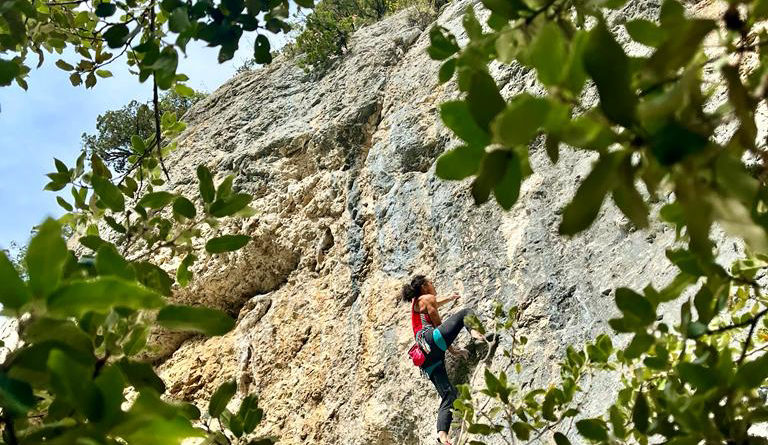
[[421, 307, 475, 434]]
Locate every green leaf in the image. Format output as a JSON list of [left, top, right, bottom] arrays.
[[576, 418, 608, 442], [0, 373, 36, 415], [56, 196, 73, 211], [0, 59, 21, 86], [156, 305, 236, 336], [117, 358, 165, 393], [91, 153, 111, 179], [0, 251, 31, 311], [609, 405, 627, 439], [47, 349, 102, 421], [138, 191, 176, 209], [210, 193, 252, 217], [484, 368, 502, 396], [55, 59, 74, 71], [197, 165, 215, 203], [104, 215, 127, 234], [209, 380, 237, 417], [468, 423, 496, 435], [94, 364, 125, 426], [435, 145, 485, 180], [463, 6, 483, 40], [493, 152, 523, 210], [92, 175, 125, 212], [175, 83, 196, 98], [103, 23, 129, 48], [511, 422, 532, 440], [612, 157, 648, 228], [471, 150, 509, 205], [491, 93, 550, 146], [467, 71, 505, 131], [660, 0, 685, 25], [69, 73, 82, 87], [113, 391, 202, 443], [47, 276, 164, 317], [173, 196, 197, 219], [176, 401, 202, 420], [176, 254, 197, 287], [480, 0, 529, 19], [239, 394, 264, 433], [624, 332, 654, 359], [131, 135, 146, 154], [649, 120, 709, 166], [646, 19, 715, 80], [528, 22, 566, 86], [625, 19, 664, 47], [583, 21, 636, 127], [26, 218, 68, 298], [559, 111, 617, 151], [96, 245, 135, 280], [554, 432, 572, 445], [694, 282, 720, 325], [632, 391, 649, 433], [79, 235, 108, 251], [95, 2, 117, 17], [427, 26, 459, 60], [206, 235, 251, 253], [735, 353, 768, 389], [679, 362, 719, 390], [122, 325, 149, 356], [561, 31, 589, 96], [559, 153, 619, 235], [169, 7, 191, 32], [440, 101, 491, 147], [615, 288, 656, 326], [216, 175, 235, 201], [132, 261, 173, 296], [438, 59, 456, 83], [96, 69, 113, 78], [254, 34, 272, 64]]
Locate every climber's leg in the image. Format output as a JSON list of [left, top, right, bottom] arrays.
[[437, 307, 482, 348], [429, 362, 457, 440]]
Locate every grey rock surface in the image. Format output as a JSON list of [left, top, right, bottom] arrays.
[[154, 1, 730, 443]]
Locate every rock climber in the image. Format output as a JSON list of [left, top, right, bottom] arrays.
[[401, 275, 485, 445]]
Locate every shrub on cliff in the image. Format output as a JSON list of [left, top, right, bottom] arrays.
[[431, 0, 768, 443], [289, 0, 436, 74]]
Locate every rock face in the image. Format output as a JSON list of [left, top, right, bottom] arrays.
[[156, 1, 705, 443]]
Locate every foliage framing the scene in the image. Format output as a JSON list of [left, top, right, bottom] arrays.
[[0, 0, 300, 91], [0, 133, 274, 443], [0, 0, 305, 441], [429, 0, 768, 443]]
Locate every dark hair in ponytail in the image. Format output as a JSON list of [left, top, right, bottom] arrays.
[[401, 275, 429, 302]]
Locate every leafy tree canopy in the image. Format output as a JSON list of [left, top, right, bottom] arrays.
[[82, 89, 206, 172]]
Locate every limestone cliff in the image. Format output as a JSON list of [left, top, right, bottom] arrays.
[[154, 1, 714, 443]]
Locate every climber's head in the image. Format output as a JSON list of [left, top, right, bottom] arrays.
[[400, 274, 434, 302]]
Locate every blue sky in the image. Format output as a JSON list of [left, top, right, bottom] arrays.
[[0, 35, 285, 251]]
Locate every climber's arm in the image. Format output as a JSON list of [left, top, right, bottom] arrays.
[[435, 293, 459, 308], [423, 294, 443, 326]]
